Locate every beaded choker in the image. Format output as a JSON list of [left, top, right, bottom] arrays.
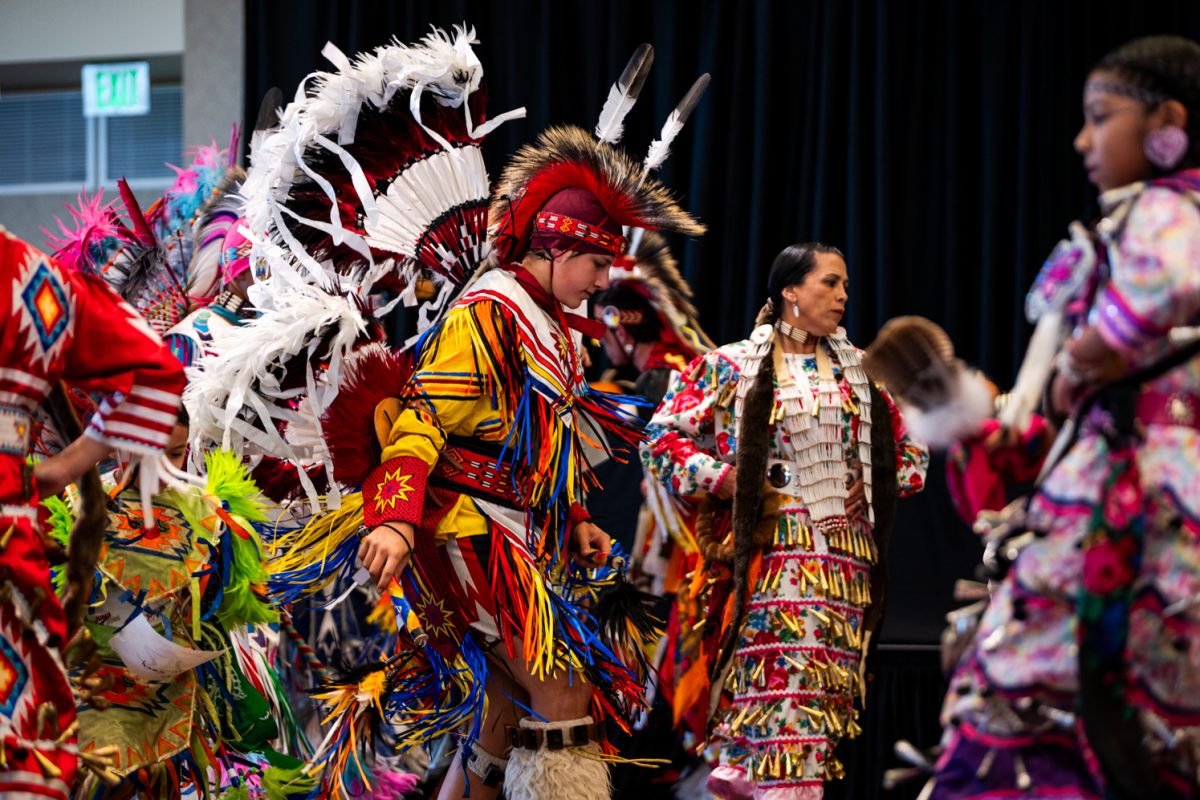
[[775, 319, 811, 344]]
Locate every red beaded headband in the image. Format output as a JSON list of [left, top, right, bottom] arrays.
[[534, 212, 628, 255]]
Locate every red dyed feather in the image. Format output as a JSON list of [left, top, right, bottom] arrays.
[[320, 346, 414, 486], [490, 126, 705, 267], [495, 161, 647, 266], [250, 457, 329, 503]]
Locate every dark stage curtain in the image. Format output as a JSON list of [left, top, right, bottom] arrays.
[[246, 0, 1200, 380], [243, 0, 1200, 643], [245, 2, 1200, 796]]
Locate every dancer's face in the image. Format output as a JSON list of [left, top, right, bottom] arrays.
[[598, 326, 631, 366], [781, 252, 848, 338], [1074, 72, 1157, 192], [166, 424, 189, 470], [549, 250, 614, 309], [1074, 71, 1190, 192]]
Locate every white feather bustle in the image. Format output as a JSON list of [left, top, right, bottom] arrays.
[[185, 280, 369, 456], [240, 25, 523, 298], [188, 25, 523, 507]]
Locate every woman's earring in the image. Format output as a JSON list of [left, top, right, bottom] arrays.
[[792, 302, 800, 318], [1145, 125, 1189, 171]]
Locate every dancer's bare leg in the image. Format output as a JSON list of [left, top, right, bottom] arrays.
[[489, 642, 594, 720], [490, 641, 609, 800], [437, 663, 524, 800]]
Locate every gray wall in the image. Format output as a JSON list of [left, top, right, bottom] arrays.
[[0, 192, 93, 245], [183, 0, 244, 150], [0, 0, 244, 247], [0, 0, 183, 65]]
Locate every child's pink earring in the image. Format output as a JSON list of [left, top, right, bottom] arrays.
[[1145, 125, 1189, 170]]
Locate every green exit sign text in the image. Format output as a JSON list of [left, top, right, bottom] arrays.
[[82, 62, 150, 117]]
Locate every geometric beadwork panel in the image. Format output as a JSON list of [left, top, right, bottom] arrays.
[[0, 628, 29, 718], [13, 252, 75, 370]]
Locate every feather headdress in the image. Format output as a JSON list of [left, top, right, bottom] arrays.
[[239, 24, 524, 296], [601, 228, 714, 360], [45, 139, 243, 334], [491, 126, 705, 266], [42, 191, 135, 278], [188, 164, 247, 300], [492, 46, 707, 265], [187, 26, 522, 490]]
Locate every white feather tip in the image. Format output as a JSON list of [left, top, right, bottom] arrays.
[[594, 43, 655, 145], [902, 369, 995, 450]]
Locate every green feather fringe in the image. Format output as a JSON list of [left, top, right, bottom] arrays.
[[41, 493, 74, 546], [205, 449, 269, 523], [215, 528, 279, 628], [205, 449, 277, 627], [261, 762, 319, 800], [41, 493, 74, 596], [170, 449, 276, 628]]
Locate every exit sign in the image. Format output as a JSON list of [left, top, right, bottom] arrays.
[[82, 62, 150, 117]]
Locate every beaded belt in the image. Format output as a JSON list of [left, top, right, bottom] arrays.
[[0, 406, 32, 457], [430, 439, 525, 510]]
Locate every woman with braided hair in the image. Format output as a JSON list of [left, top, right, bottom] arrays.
[[643, 243, 928, 799], [924, 35, 1200, 800]]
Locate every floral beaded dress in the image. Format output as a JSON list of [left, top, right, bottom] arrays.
[[643, 332, 927, 800], [933, 172, 1200, 798]]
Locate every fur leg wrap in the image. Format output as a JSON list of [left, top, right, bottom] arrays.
[[464, 741, 508, 788], [504, 716, 611, 800]]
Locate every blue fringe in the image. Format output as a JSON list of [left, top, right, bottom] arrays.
[[267, 535, 360, 605]]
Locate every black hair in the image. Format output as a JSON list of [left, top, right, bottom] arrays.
[[765, 242, 846, 322], [594, 283, 662, 343], [1095, 35, 1200, 169], [711, 240, 845, 688]]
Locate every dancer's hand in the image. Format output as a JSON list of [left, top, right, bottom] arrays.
[[1065, 326, 1125, 384], [571, 520, 613, 568], [361, 522, 414, 591], [845, 479, 866, 519], [33, 435, 112, 498]]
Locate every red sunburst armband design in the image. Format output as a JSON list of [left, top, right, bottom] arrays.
[[362, 456, 429, 528]]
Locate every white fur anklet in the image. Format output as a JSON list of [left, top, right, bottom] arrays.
[[504, 716, 611, 800], [463, 741, 508, 788]]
